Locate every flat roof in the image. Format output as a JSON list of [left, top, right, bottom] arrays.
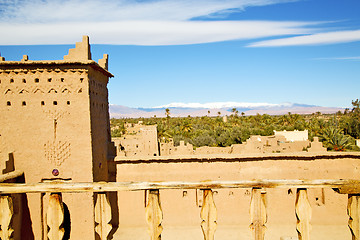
[[0, 60, 114, 78]]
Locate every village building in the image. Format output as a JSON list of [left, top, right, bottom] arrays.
[[274, 129, 308, 141], [112, 122, 159, 157], [0, 36, 115, 239], [119, 124, 325, 157]]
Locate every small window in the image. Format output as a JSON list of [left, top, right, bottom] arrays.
[[61, 78, 64, 82], [80, 78, 84, 83], [35, 78, 39, 83], [22, 101, 26, 106], [10, 79, 14, 83], [53, 101, 57, 105], [6, 101, 11, 106], [67, 101, 70, 105], [22, 79, 26, 83], [48, 78, 52, 82], [41, 101, 45, 106]]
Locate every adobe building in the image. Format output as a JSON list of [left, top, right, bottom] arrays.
[[0, 36, 114, 239], [112, 122, 159, 157], [274, 129, 308, 141]]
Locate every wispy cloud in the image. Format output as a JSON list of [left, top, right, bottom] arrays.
[[248, 30, 360, 47], [1, 0, 359, 47], [0, 0, 296, 23], [0, 20, 317, 45], [313, 56, 360, 61]]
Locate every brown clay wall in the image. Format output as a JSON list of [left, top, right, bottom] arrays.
[[114, 154, 360, 240], [88, 67, 111, 181], [0, 64, 96, 239], [0, 65, 94, 182]]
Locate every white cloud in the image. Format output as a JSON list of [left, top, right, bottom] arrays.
[[1, 0, 359, 47], [0, 0, 297, 23], [313, 56, 360, 60], [154, 102, 293, 109], [0, 20, 316, 45], [248, 30, 360, 47]]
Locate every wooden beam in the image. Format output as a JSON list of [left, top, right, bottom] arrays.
[[145, 189, 163, 240], [0, 170, 24, 183], [200, 189, 217, 240], [95, 193, 112, 240], [250, 188, 267, 240], [296, 189, 312, 240], [348, 195, 360, 240], [0, 179, 360, 194], [0, 195, 14, 240], [47, 193, 65, 240]]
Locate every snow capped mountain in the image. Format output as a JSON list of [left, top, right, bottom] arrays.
[[109, 102, 343, 118], [153, 102, 294, 109]]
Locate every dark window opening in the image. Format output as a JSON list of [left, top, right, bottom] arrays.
[[67, 101, 70, 105], [35, 78, 39, 83], [48, 78, 52, 82], [10, 79, 14, 83], [41, 101, 45, 106], [7, 101, 11, 106], [61, 78, 64, 82], [22, 101, 26, 106], [53, 101, 57, 105], [80, 78, 84, 83], [23, 79, 26, 83]]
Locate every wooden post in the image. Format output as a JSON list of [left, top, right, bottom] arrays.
[[95, 193, 112, 240], [47, 193, 65, 240], [348, 195, 360, 240], [145, 189, 163, 240], [200, 189, 217, 240], [0, 195, 14, 240], [296, 188, 312, 240], [250, 188, 267, 240]]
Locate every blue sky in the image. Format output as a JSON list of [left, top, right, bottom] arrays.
[[1, 0, 359, 108]]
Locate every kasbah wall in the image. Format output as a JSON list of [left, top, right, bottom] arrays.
[[1, 36, 360, 240], [0, 36, 115, 239], [112, 122, 358, 239]]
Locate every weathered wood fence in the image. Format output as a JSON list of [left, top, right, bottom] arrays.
[[1, 177, 360, 240]]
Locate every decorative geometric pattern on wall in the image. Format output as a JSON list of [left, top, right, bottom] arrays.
[[43, 110, 69, 121], [44, 140, 71, 166]]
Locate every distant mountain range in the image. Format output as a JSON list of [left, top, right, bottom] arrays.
[[109, 102, 344, 118]]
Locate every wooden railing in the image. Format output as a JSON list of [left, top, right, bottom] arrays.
[[1, 179, 360, 240]]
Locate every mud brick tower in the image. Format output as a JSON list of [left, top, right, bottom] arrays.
[[0, 36, 114, 239]]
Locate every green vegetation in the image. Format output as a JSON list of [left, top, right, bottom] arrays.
[[110, 99, 360, 152]]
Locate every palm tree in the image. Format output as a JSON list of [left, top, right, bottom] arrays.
[[319, 126, 355, 151], [231, 108, 238, 117], [165, 108, 170, 118]]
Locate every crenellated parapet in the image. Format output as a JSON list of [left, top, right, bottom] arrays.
[[63, 35, 92, 61]]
